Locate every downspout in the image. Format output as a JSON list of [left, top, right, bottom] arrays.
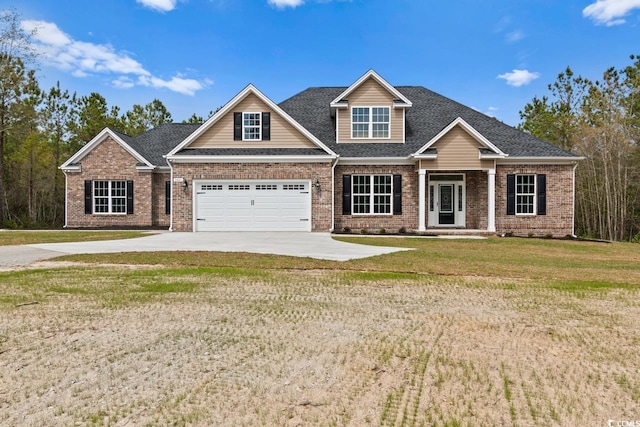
[[572, 162, 578, 238], [330, 155, 340, 232], [62, 170, 68, 228], [166, 156, 174, 232]]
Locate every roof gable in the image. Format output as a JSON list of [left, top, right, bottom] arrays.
[[414, 117, 507, 158], [168, 84, 336, 157], [330, 69, 412, 108], [60, 128, 153, 170]]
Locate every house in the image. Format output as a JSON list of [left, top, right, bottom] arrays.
[[60, 70, 581, 237]]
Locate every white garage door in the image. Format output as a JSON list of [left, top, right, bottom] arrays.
[[195, 180, 311, 231]]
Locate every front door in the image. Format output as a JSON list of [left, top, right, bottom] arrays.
[[438, 184, 455, 225], [427, 174, 466, 228]]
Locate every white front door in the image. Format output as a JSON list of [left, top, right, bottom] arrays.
[[194, 180, 311, 231], [427, 174, 466, 227]]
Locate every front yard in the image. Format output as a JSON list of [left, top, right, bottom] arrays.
[[0, 236, 639, 426]]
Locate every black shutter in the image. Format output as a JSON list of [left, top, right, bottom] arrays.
[[126, 180, 134, 215], [537, 174, 546, 215], [506, 174, 516, 215], [165, 181, 171, 215], [393, 174, 402, 215], [233, 112, 242, 140], [342, 175, 352, 215], [262, 112, 270, 141], [84, 180, 92, 214]]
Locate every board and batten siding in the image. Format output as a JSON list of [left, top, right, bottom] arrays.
[[189, 93, 317, 149], [420, 126, 494, 170], [337, 77, 404, 143]]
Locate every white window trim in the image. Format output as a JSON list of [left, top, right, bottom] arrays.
[[242, 112, 262, 141], [515, 174, 537, 216], [351, 174, 393, 216], [93, 180, 127, 215], [350, 106, 391, 140]]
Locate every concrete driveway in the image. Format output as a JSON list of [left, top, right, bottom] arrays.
[[0, 232, 408, 269]]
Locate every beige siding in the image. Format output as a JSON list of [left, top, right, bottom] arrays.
[[337, 77, 405, 143], [189, 94, 316, 149], [421, 126, 494, 170]]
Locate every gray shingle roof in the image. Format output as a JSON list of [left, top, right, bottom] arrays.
[[115, 123, 201, 166], [278, 86, 578, 158], [114, 85, 576, 163], [175, 148, 330, 156]]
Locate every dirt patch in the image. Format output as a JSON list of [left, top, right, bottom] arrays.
[[1, 269, 639, 426]]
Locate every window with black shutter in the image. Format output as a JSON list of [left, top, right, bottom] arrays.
[[165, 181, 171, 215], [342, 175, 351, 215]]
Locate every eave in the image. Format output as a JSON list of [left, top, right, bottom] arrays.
[[166, 155, 336, 164]]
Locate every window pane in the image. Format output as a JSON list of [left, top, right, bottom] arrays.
[[352, 107, 369, 123], [352, 123, 369, 138], [372, 107, 389, 123], [374, 195, 391, 214], [372, 123, 389, 138]]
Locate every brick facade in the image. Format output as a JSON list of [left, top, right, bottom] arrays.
[[170, 162, 333, 232], [495, 164, 574, 237], [65, 137, 168, 228], [334, 165, 418, 233], [63, 140, 575, 237]]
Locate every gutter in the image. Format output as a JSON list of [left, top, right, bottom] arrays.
[[572, 162, 578, 238], [63, 171, 68, 228], [165, 156, 174, 232]]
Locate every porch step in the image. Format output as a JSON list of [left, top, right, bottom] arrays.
[[421, 229, 496, 237]]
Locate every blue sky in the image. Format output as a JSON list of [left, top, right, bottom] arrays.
[[5, 0, 640, 126]]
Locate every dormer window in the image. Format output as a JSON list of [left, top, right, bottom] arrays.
[[351, 107, 390, 139]]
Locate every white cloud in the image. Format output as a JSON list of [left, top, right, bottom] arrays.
[[136, 0, 178, 12], [498, 69, 540, 87], [583, 0, 640, 26], [20, 20, 207, 95], [113, 76, 135, 89], [138, 75, 205, 96], [506, 30, 524, 43], [268, 0, 305, 9]]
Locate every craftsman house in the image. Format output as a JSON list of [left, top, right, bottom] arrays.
[[60, 70, 580, 236]]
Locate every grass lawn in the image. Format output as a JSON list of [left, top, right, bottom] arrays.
[[1, 236, 639, 426], [0, 230, 150, 246]]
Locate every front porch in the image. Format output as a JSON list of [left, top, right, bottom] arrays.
[[418, 169, 496, 233]]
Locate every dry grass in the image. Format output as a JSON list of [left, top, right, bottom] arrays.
[[1, 237, 639, 426], [0, 230, 149, 246], [0, 238, 640, 426]]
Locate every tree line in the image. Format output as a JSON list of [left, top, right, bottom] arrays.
[[519, 56, 640, 242], [0, 10, 205, 228]]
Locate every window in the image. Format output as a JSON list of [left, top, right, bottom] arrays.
[[352, 175, 392, 214], [516, 174, 535, 215], [283, 184, 305, 191], [243, 112, 261, 141], [351, 107, 390, 139], [229, 185, 250, 191], [201, 184, 223, 191], [93, 180, 126, 214], [256, 184, 277, 190]]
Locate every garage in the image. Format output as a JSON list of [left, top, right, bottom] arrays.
[[194, 180, 311, 231]]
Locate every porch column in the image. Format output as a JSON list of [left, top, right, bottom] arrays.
[[418, 169, 426, 231], [487, 168, 496, 232]]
